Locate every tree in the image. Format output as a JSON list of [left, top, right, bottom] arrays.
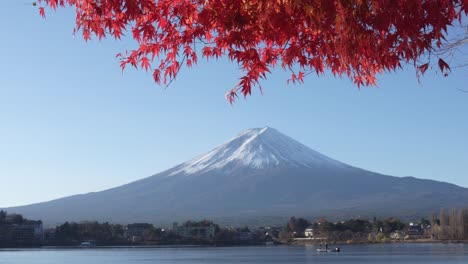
[[37, 0, 467, 102], [0, 210, 6, 223], [287, 217, 310, 236], [375, 232, 386, 241], [431, 208, 468, 240], [10, 214, 24, 224]]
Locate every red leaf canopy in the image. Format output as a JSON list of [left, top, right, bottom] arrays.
[[38, 0, 467, 101]]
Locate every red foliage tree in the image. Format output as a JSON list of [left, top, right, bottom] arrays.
[[37, 0, 467, 102]]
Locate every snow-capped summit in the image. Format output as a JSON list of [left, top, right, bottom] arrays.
[[169, 126, 343, 175]]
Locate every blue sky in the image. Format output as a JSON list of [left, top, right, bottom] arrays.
[[1, 3, 467, 207]]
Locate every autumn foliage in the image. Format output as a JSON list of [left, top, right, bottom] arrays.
[[37, 0, 467, 102]]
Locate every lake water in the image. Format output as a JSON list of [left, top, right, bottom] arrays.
[[1, 243, 467, 263]]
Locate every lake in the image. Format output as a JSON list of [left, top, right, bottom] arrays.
[[1, 243, 467, 263]]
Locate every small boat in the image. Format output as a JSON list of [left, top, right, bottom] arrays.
[[316, 247, 340, 253], [79, 241, 96, 248]]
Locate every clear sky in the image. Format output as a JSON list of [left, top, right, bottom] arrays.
[[1, 3, 467, 207]]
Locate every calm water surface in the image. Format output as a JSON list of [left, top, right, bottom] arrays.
[[1, 243, 467, 263]]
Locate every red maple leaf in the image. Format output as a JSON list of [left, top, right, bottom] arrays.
[[418, 63, 430, 75], [438, 59, 451, 75], [39, 7, 46, 18], [140, 57, 151, 72]]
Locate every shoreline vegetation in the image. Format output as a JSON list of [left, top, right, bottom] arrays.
[[291, 238, 468, 245], [1, 208, 468, 248]]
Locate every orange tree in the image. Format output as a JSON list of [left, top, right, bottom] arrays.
[[37, 0, 467, 102]]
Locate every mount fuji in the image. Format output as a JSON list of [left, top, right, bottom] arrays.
[[5, 127, 468, 225]]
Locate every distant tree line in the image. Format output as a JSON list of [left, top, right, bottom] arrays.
[[430, 208, 468, 240], [0, 211, 43, 248], [280, 216, 423, 243], [0, 211, 25, 225], [46, 219, 267, 246], [50, 221, 127, 246], [5, 209, 468, 248]]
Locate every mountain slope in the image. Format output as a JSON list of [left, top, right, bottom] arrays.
[[5, 127, 468, 225]]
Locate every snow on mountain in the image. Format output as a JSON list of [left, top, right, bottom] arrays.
[[169, 127, 345, 176]]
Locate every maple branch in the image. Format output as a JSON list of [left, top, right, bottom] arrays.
[[38, 0, 468, 101], [164, 55, 186, 89], [451, 62, 468, 68]]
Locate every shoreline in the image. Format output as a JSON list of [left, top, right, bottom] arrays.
[[289, 239, 468, 245], [3, 240, 468, 250]]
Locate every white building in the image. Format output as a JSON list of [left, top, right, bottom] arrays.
[[304, 228, 314, 238]]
